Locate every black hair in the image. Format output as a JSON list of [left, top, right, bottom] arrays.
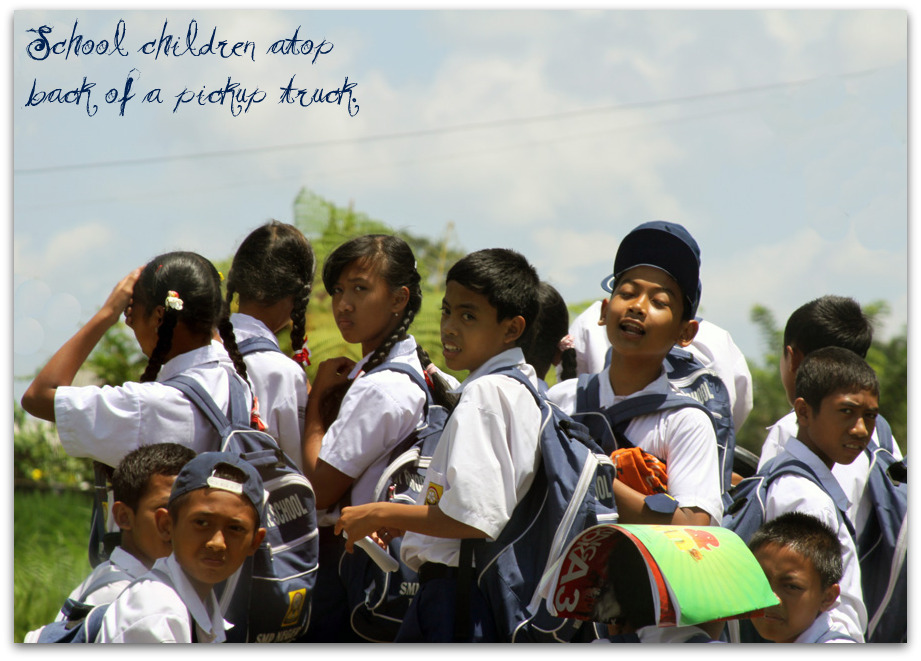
[[226, 221, 316, 356], [522, 282, 576, 381], [322, 234, 456, 409], [167, 462, 258, 524], [795, 346, 880, 412], [134, 251, 248, 385], [593, 537, 656, 630], [749, 512, 844, 590], [783, 295, 873, 358], [112, 443, 197, 511], [445, 248, 540, 348]]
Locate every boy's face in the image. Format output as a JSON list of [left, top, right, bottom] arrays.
[[751, 542, 839, 643], [600, 265, 697, 362], [794, 388, 879, 468], [156, 488, 265, 601], [440, 280, 524, 373], [114, 473, 176, 568]]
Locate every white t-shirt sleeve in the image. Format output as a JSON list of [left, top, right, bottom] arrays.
[[319, 374, 424, 481], [430, 376, 541, 540], [646, 407, 723, 524]]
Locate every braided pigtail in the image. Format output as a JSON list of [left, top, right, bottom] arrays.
[[363, 305, 416, 374], [228, 220, 316, 363], [559, 346, 578, 381], [415, 345, 460, 411], [290, 280, 313, 355], [140, 312, 178, 383], [134, 252, 225, 383]]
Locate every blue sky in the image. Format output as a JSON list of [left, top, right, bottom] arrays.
[[8, 6, 909, 403]]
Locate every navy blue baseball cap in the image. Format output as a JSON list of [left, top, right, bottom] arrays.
[[169, 451, 266, 525], [600, 220, 702, 318]]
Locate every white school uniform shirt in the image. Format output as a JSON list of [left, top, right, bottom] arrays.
[[231, 312, 308, 470], [758, 411, 902, 537], [54, 547, 149, 621], [764, 438, 867, 642], [400, 348, 543, 572], [547, 368, 723, 524], [795, 611, 858, 643], [318, 336, 434, 515], [97, 554, 229, 643], [561, 301, 754, 432], [55, 343, 252, 468]]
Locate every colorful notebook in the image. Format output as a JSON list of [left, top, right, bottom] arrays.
[[542, 524, 779, 627]]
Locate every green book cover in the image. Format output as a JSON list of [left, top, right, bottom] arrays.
[[545, 523, 779, 627]]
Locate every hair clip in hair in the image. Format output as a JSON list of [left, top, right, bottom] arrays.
[[218, 271, 224, 281], [293, 346, 312, 366], [165, 290, 184, 311], [558, 334, 575, 352]]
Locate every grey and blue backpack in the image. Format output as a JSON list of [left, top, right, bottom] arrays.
[[164, 374, 319, 643], [456, 365, 619, 642]]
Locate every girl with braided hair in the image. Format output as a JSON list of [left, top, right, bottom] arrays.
[[226, 221, 315, 471], [22, 251, 252, 470], [299, 234, 457, 642]]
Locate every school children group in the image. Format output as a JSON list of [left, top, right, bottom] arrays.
[[20, 219, 906, 644]]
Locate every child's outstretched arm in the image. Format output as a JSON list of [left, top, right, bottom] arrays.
[[611, 479, 712, 526], [21, 268, 142, 422], [335, 502, 487, 553]]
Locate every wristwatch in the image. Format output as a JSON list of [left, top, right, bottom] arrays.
[[644, 492, 679, 515]]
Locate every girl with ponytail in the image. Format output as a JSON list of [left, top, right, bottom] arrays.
[[300, 234, 456, 642], [22, 251, 251, 469], [226, 221, 316, 471]]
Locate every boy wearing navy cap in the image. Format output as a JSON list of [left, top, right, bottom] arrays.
[[548, 221, 723, 527], [97, 452, 267, 643]]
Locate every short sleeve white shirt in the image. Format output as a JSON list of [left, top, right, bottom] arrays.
[[97, 554, 229, 643], [764, 438, 867, 642], [547, 368, 723, 524], [55, 343, 252, 468], [758, 411, 902, 536], [232, 313, 308, 470], [318, 336, 428, 509], [55, 547, 149, 621], [400, 348, 543, 571], [560, 302, 753, 432]]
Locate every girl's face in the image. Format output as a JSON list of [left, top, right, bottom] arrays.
[[125, 297, 162, 358], [329, 259, 409, 356]]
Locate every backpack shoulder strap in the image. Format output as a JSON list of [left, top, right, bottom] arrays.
[[575, 372, 600, 413], [237, 336, 283, 356], [364, 360, 432, 405], [765, 458, 857, 539], [873, 414, 895, 454], [163, 373, 249, 431]]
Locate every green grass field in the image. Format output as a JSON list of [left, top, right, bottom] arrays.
[[14, 489, 95, 643]]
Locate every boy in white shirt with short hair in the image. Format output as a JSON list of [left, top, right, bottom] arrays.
[[97, 451, 266, 643]]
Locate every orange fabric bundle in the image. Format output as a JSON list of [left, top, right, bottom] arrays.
[[610, 447, 668, 495]]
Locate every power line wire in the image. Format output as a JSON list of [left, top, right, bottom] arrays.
[[15, 65, 889, 176]]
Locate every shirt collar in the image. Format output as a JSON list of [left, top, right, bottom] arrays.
[[156, 555, 230, 641], [599, 366, 670, 405], [229, 313, 277, 344], [451, 347, 535, 394], [156, 343, 231, 383], [349, 335, 418, 379], [109, 546, 150, 578]]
